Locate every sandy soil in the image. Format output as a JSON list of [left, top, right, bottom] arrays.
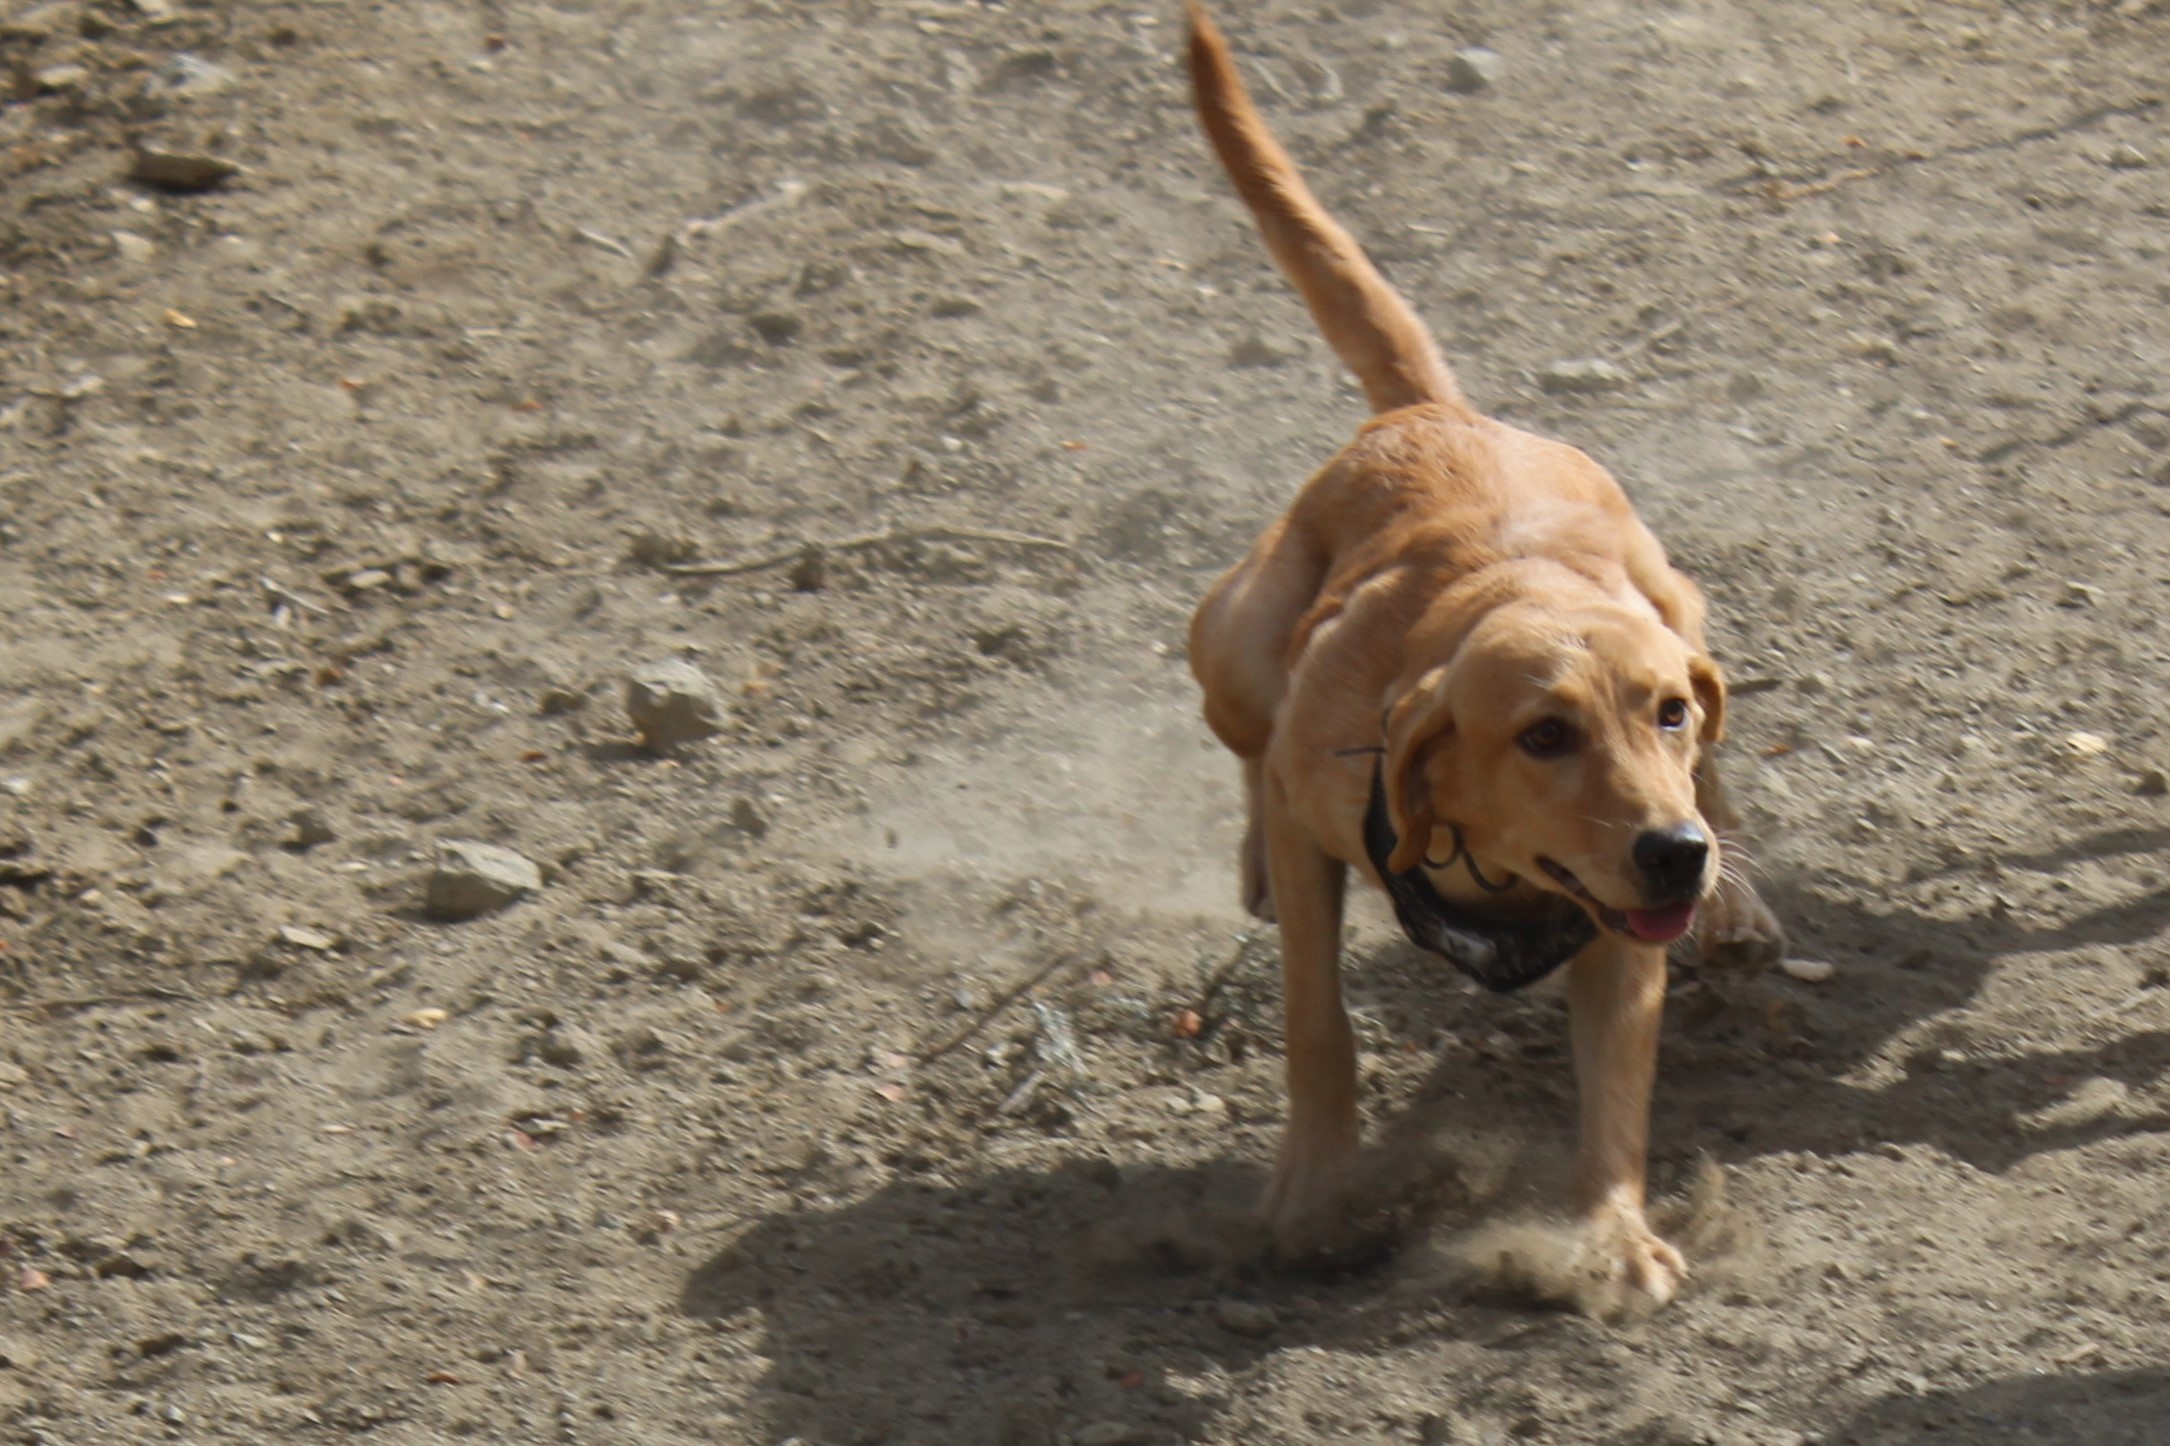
[[2, 1, 2167, 1442]]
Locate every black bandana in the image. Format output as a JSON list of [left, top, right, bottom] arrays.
[[1361, 758, 1596, 992]]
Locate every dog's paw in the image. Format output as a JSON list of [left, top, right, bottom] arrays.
[[1261, 1135, 1376, 1265], [1571, 1204, 1688, 1318], [1696, 870, 1783, 969]]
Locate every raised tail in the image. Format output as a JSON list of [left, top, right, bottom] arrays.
[[1186, 1, 1463, 415]]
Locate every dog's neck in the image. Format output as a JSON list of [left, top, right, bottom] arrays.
[[1361, 757, 1596, 991]]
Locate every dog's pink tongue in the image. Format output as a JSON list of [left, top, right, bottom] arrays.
[[1624, 903, 1696, 944]]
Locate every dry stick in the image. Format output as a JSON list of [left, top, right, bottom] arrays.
[[664, 526, 1073, 579], [1719, 95, 2163, 200], [916, 950, 1078, 1065], [10, 988, 200, 1014], [1191, 928, 1264, 1033]]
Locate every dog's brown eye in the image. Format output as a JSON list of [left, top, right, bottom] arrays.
[[1517, 718, 1574, 759], [1657, 697, 1690, 731]]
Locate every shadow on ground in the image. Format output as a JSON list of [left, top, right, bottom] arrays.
[[1819, 1367, 2170, 1446], [682, 833, 2170, 1443]]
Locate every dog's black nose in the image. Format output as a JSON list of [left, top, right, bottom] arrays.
[[1633, 824, 1710, 900]]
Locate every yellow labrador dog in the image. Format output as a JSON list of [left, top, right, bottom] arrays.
[[1183, 2, 1782, 1308]]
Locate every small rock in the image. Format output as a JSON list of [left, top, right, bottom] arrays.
[[536, 1026, 595, 1069], [2135, 769, 2168, 798], [2059, 580, 2102, 608], [747, 310, 803, 346], [616, 1025, 671, 1068], [129, 148, 241, 193], [144, 52, 235, 100], [730, 796, 768, 838], [1214, 1299, 1278, 1337], [537, 684, 588, 716], [1536, 358, 1627, 395], [2063, 731, 2110, 759], [1074, 1426, 1149, 1446], [426, 841, 542, 920], [788, 548, 828, 592], [1781, 957, 1835, 984], [1444, 47, 1501, 94], [625, 659, 726, 751], [0, 1334, 37, 1370], [403, 1007, 449, 1031], [111, 231, 157, 263], [278, 924, 339, 952], [1849, 333, 1900, 364], [2106, 143, 2150, 170], [1228, 335, 1296, 368], [33, 63, 91, 94], [0, 4, 72, 42], [287, 808, 336, 850], [627, 531, 698, 568]]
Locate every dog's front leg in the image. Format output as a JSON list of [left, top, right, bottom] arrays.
[[1259, 772, 1356, 1255], [1566, 936, 1687, 1309]]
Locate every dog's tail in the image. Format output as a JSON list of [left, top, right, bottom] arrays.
[[1187, 2, 1463, 415]]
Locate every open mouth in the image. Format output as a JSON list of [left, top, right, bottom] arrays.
[[1536, 858, 1697, 945]]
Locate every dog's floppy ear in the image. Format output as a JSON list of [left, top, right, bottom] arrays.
[[1689, 654, 1727, 745], [1381, 665, 1457, 873]]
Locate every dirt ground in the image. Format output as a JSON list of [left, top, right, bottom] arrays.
[[1, 0, 2167, 1441]]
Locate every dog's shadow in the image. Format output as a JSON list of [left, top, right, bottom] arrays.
[[680, 825, 2170, 1444], [1645, 847, 2170, 1172], [678, 1156, 1428, 1446], [1741, 1366, 2170, 1446]]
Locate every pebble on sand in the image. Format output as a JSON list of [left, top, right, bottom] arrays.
[[1537, 358, 1628, 395], [427, 841, 542, 920], [128, 148, 242, 194], [625, 659, 726, 752], [1781, 957, 1835, 984], [1444, 47, 1501, 94], [1215, 1299, 1279, 1337], [1073, 1426, 1150, 1446]]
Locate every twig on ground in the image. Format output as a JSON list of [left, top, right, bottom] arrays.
[[1192, 927, 1265, 1034], [916, 950, 1079, 1064], [9, 987, 200, 1014], [664, 526, 1073, 579], [572, 226, 635, 259], [1717, 95, 2163, 201]]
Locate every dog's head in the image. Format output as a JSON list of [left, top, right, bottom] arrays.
[[1381, 592, 1724, 944]]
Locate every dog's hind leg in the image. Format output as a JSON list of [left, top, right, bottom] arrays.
[[1191, 522, 1328, 919], [1239, 756, 1274, 921]]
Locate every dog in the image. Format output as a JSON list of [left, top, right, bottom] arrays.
[[1181, 1, 1783, 1309]]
